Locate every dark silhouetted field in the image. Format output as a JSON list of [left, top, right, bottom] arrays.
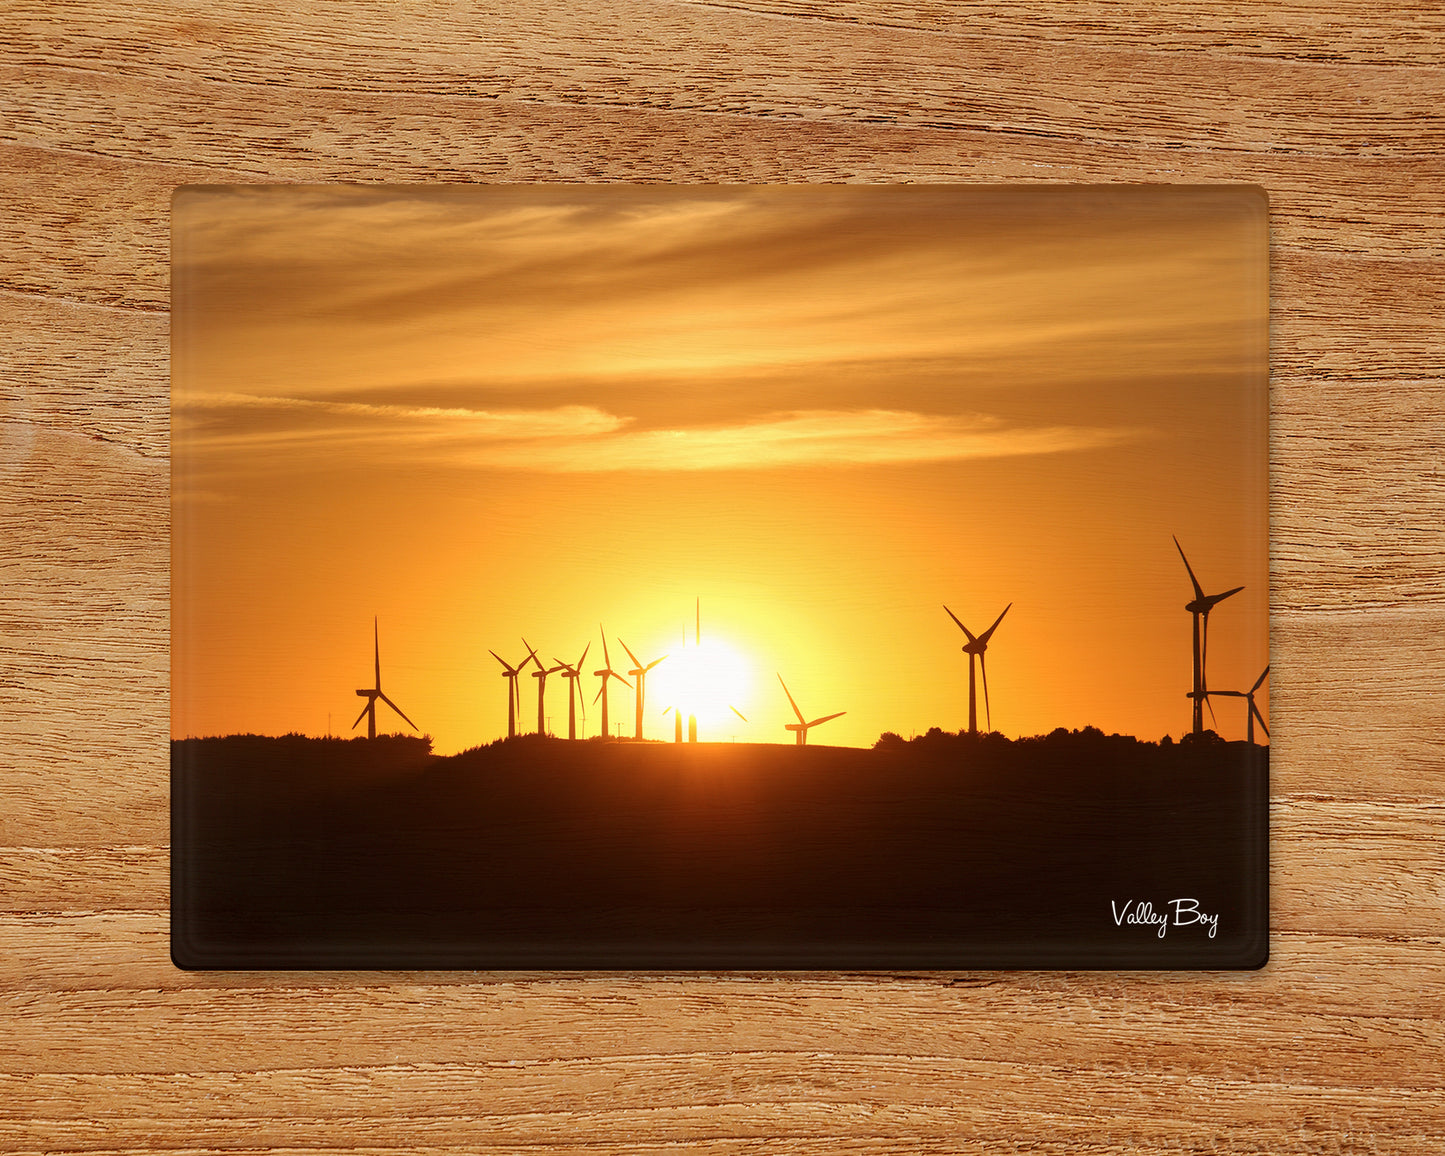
[[173, 730, 1266, 968]]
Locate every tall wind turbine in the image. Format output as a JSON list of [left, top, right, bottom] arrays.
[[618, 638, 666, 741], [489, 642, 537, 739], [1174, 536, 1244, 736], [529, 649, 564, 737], [777, 674, 844, 746], [352, 617, 418, 740], [943, 602, 1011, 735], [591, 627, 630, 739], [1208, 665, 1270, 745], [554, 642, 591, 740]]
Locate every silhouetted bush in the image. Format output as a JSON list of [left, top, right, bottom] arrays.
[[1180, 729, 1226, 747]]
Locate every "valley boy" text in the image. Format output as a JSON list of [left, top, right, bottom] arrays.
[[1111, 898, 1219, 938]]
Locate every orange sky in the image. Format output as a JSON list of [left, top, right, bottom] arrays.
[[172, 185, 1269, 753]]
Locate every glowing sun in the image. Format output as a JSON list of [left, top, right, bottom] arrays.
[[651, 637, 752, 732]]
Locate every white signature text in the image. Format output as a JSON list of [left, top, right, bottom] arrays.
[[1111, 898, 1219, 939]]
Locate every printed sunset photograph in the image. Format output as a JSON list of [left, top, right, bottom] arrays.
[[171, 184, 1269, 968]]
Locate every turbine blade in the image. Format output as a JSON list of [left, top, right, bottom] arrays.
[[980, 651, 992, 732], [980, 602, 1012, 644], [1252, 702, 1269, 737], [943, 605, 974, 641], [808, 711, 845, 728], [374, 617, 381, 688], [1204, 691, 1218, 730], [1252, 664, 1271, 693], [618, 638, 641, 669], [777, 674, 805, 723], [520, 638, 541, 669], [593, 683, 604, 704], [1174, 536, 1205, 602], [730, 705, 748, 722], [1200, 610, 1211, 690], [646, 655, 667, 671], [351, 701, 371, 729], [600, 627, 611, 670], [379, 693, 418, 731], [577, 642, 590, 671], [489, 649, 511, 673], [1205, 585, 1245, 609]]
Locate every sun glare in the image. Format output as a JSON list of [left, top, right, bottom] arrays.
[[650, 637, 752, 732]]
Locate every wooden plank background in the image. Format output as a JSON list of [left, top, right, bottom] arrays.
[[3, 1, 1442, 1151]]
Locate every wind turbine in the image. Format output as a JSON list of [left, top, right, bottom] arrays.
[[528, 645, 564, 737], [618, 638, 665, 741], [351, 617, 418, 740], [1207, 665, 1270, 745], [554, 642, 591, 740], [489, 642, 537, 739], [591, 627, 631, 739], [1174, 536, 1244, 736], [777, 674, 844, 747], [943, 602, 1011, 735]]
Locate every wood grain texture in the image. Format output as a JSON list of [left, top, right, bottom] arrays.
[[2, 1, 1441, 1151]]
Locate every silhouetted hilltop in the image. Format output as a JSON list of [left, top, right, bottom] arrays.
[[173, 729, 1266, 968]]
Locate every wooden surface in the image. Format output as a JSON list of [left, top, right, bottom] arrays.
[[3, 2, 1443, 1150]]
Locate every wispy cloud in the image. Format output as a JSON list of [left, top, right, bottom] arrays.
[[499, 409, 1142, 473], [176, 392, 1140, 474], [174, 392, 626, 453]]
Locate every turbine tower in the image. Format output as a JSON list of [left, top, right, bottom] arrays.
[[590, 627, 631, 739], [1174, 536, 1244, 736], [618, 638, 665, 741], [1208, 665, 1270, 745], [777, 674, 844, 746], [943, 602, 1011, 735], [489, 642, 537, 739], [351, 617, 418, 740], [554, 642, 591, 740]]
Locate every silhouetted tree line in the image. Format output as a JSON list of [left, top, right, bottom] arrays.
[[874, 725, 1230, 753]]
